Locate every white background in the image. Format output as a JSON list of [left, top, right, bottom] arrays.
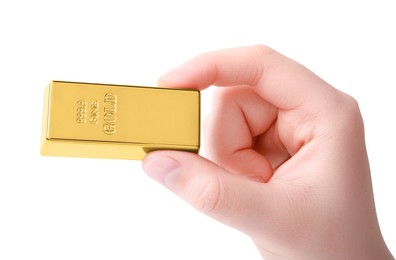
[[0, 1, 395, 259]]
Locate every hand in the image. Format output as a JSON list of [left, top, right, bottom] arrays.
[[142, 45, 393, 259]]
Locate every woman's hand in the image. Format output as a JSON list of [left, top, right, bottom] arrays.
[[142, 45, 393, 259]]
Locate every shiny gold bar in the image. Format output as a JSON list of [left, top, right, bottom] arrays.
[[41, 81, 200, 160]]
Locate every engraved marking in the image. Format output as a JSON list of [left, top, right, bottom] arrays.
[[76, 100, 87, 124], [103, 93, 117, 135], [90, 101, 99, 124]]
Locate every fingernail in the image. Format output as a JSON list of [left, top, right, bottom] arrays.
[[158, 64, 185, 84], [159, 66, 180, 80], [143, 154, 181, 189]]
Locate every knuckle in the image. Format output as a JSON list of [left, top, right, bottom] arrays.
[[189, 176, 224, 214], [251, 44, 275, 57], [343, 94, 365, 133], [212, 86, 250, 107], [338, 93, 363, 125], [212, 87, 234, 104], [321, 92, 364, 137], [342, 93, 360, 113], [249, 45, 276, 85]]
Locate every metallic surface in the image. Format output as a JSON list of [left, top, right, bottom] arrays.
[[41, 81, 200, 159]]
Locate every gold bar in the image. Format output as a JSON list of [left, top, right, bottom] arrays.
[[41, 81, 200, 160]]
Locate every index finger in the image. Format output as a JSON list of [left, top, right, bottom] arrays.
[[158, 45, 337, 110]]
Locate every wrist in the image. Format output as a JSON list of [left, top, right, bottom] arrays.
[[255, 233, 393, 260]]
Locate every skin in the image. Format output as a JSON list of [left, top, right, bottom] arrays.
[[142, 45, 394, 259]]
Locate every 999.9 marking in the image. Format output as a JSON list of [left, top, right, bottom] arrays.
[[76, 100, 87, 123]]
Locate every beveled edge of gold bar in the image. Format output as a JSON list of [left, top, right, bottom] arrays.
[[40, 83, 51, 155], [40, 80, 201, 160], [51, 80, 200, 93], [41, 138, 199, 160]]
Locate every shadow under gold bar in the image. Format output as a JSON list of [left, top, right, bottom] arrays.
[[41, 81, 200, 160]]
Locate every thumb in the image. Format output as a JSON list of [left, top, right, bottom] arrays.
[[142, 150, 274, 237]]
